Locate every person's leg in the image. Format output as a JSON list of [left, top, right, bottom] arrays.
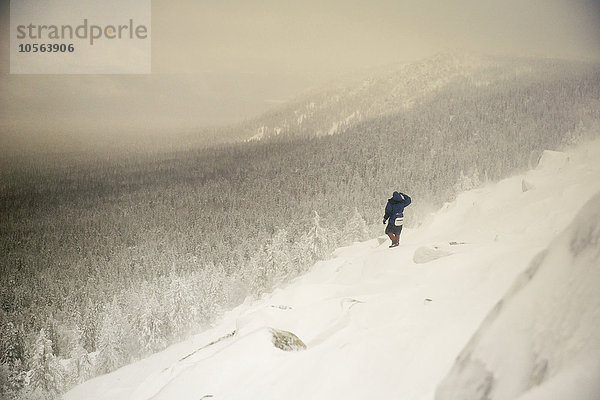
[[387, 232, 395, 242], [393, 226, 403, 245], [385, 224, 394, 243]]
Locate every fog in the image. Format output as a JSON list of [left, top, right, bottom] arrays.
[[1, 0, 599, 153]]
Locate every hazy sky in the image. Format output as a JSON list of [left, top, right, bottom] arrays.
[[1, 0, 599, 151]]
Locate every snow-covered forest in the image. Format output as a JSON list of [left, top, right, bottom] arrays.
[[1, 55, 599, 399]]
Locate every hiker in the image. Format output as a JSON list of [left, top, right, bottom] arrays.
[[383, 191, 412, 248]]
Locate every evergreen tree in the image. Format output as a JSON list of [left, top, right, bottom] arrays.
[[0, 323, 23, 367], [345, 208, 370, 243], [69, 341, 92, 385], [264, 229, 292, 286], [306, 212, 335, 260], [28, 328, 63, 396], [96, 298, 129, 374], [290, 230, 316, 273], [136, 285, 167, 354], [245, 249, 269, 295], [453, 169, 481, 193]]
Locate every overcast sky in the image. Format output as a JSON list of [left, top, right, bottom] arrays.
[[1, 0, 599, 152]]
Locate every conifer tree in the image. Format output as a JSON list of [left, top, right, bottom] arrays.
[[28, 328, 63, 396], [345, 208, 370, 242], [96, 298, 128, 374], [306, 212, 335, 260], [265, 229, 292, 286]]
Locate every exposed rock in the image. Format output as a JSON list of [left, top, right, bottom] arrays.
[[270, 329, 307, 352]]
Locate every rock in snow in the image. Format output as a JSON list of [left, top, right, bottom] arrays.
[[270, 329, 307, 351]]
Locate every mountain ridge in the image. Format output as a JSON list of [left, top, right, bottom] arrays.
[[213, 53, 598, 143]]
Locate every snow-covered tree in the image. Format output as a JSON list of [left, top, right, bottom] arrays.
[[265, 229, 292, 286], [453, 169, 481, 193], [306, 212, 336, 260], [96, 298, 130, 374], [0, 322, 23, 367], [135, 285, 167, 354], [69, 341, 92, 385], [344, 208, 370, 243], [28, 328, 64, 395]]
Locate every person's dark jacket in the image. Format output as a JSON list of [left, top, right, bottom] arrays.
[[383, 192, 412, 225]]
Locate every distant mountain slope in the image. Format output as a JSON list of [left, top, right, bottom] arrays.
[[217, 54, 598, 142]]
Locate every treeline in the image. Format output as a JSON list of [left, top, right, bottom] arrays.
[[1, 59, 599, 399]]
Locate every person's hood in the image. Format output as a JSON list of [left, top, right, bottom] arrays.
[[392, 191, 405, 201], [389, 191, 405, 203]]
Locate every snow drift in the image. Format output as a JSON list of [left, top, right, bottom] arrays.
[[435, 192, 600, 400]]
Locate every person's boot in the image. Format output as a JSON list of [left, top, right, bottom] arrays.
[[390, 241, 399, 248]]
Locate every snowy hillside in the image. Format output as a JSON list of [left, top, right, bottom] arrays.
[[247, 53, 494, 141], [64, 139, 600, 400], [240, 54, 595, 142], [436, 200, 600, 397]]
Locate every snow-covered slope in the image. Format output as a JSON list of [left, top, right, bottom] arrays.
[[244, 53, 505, 141], [64, 140, 600, 400], [435, 196, 600, 400], [241, 54, 596, 143]]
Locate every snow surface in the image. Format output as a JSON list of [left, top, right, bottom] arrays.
[[435, 192, 600, 400], [64, 140, 600, 400]]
